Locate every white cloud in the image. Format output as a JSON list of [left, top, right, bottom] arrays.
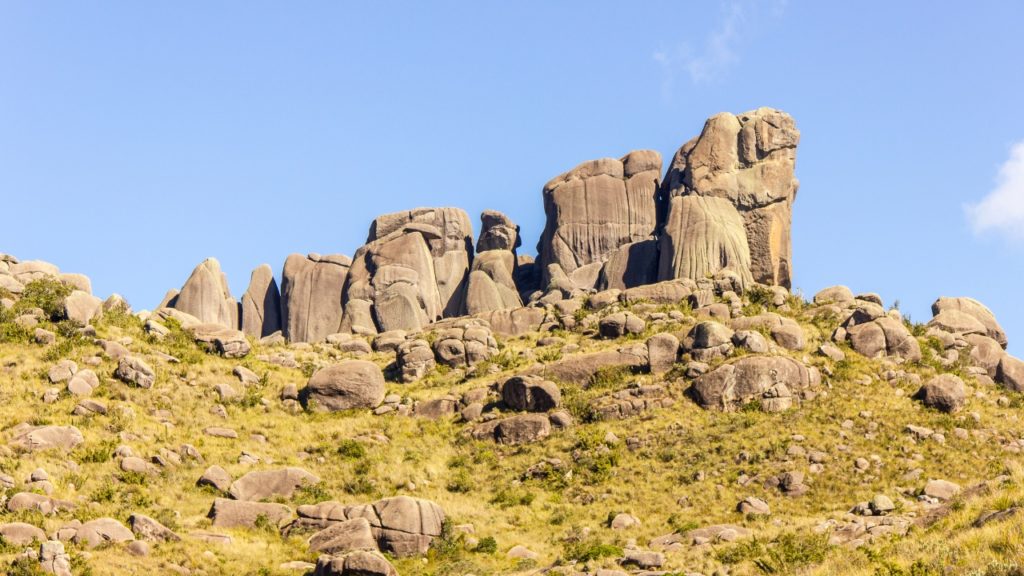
[[653, 1, 785, 99], [966, 141, 1024, 241], [653, 2, 744, 95]]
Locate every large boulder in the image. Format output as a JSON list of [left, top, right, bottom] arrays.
[[474, 307, 549, 337], [189, 324, 251, 358], [70, 518, 135, 549], [0, 522, 46, 545], [367, 496, 445, 557], [836, 309, 921, 362], [209, 498, 294, 529], [471, 413, 553, 445], [171, 258, 237, 328], [309, 517, 377, 555], [996, 355, 1024, 392], [9, 425, 84, 452], [62, 291, 103, 325], [537, 150, 662, 290], [241, 263, 282, 338], [281, 253, 350, 343], [661, 108, 799, 288], [229, 468, 320, 502], [431, 320, 499, 368], [931, 297, 1007, 348], [501, 375, 561, 412], [313, 551, 399, 576], [916, 375, 967, 413], [114, 355, 156, 388], [343, 208, 473, 333], [395, 339, 436, 383], [691, 356, 820, 412], [302, 361, 385, 412]]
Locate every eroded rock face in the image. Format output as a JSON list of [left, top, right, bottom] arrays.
[[931, 297, 1007, 348], [691, 356, 820, 412], [241, 264, 282, 338], [658, 195, 754, 288], [172, 258, 237, 328], [343, 208, 473, 333], [281, 253, 350, 343], [661, 108, 799, 288], [538, 150, 662, 290]]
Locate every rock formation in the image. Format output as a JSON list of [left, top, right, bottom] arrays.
[[241, 264, 281, 338], [342, 208, 473, 333], [465, 210, 522, 314], [281, 253, 350, 343], [660, 108, 799, 288], [170, 258, 237, 328], [537, 150, 662, 290]]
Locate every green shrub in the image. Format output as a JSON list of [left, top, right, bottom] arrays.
[[489, 487, 535, 508], [337, 439, 367, 460], [562, 536, 622, 562], [475, 536, 498, 554], [17, 278, 72, 320]]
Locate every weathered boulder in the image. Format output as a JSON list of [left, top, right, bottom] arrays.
[[599, 312, 646, 338], [731, 312, 804, 350], [530, 345, 648, 385], [838, 314, 921, 362], [70, 518, 135, 549], [309, 517, 377, 555], [475, 307, 549, 337], [814, 285, 854, 305], [691, 356, 820, 412], [996, 355, 1024, 392], [916, 375, 967, 413], [189, 324, 251, 358], [129, 514, 180, 542], [281, 253, 350, 343], [432, 321, 499, 368], [171, 258, 237, 328], [465, 250, 522, 314], [501, 375, 561, 412], [646, 332, 680, 374], [197, 465, 233, 493], [241, 264, 282, 338], [477, 209, 520, 252], [366, 496, 445, 557], [303, 361, 385, 411], [114, 354, 153, 385], [344, 208, 473, 333], [62, 290, 102, 325], [229, 467, 320, 501], [932, 297, 1007, 348], [0, 522, 46, 545], [471, 414, 552, 445], [660, 108, 799, 288], [537, 150, 662, 290], [10, 425, 84, 452], [313, 551, 399, 576], [395, 339, 435, 383], [209, 498, 294, 529]]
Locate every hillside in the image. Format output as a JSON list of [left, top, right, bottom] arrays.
[[1, 107, 1024, 576], [2, 263, 1024, 575]]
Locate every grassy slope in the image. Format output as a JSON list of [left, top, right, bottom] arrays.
[[0, 289, 1023, 575]]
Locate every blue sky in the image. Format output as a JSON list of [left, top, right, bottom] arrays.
[[2, 2, 1023, 352]]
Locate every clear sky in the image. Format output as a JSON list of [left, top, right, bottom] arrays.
[[2, 2, 1023, 353]]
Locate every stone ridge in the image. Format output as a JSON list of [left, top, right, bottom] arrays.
[[147, 108, 801, 343]]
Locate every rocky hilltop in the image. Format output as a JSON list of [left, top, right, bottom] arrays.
[[1, 108, 1023, 575]]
